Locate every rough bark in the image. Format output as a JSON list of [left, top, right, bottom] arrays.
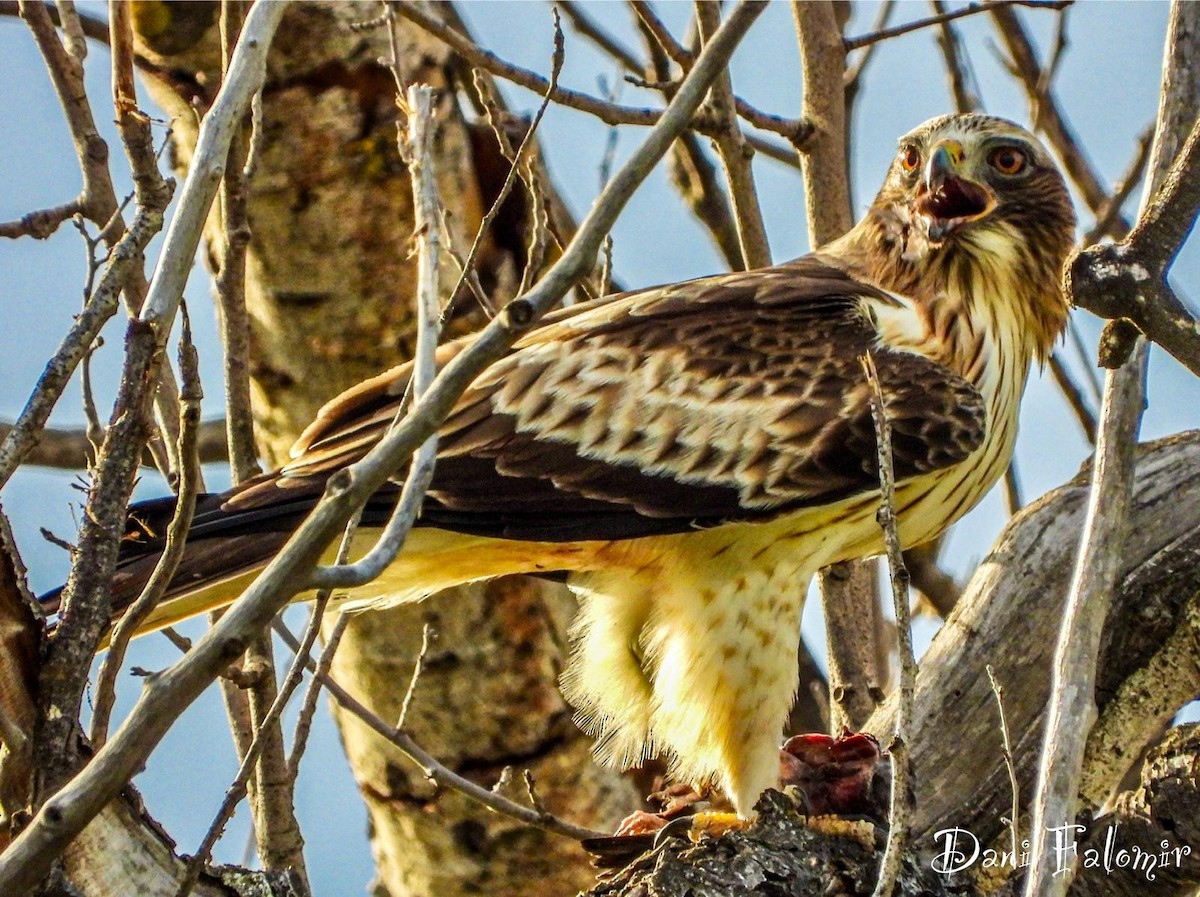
[[130, 3, 637, 895]]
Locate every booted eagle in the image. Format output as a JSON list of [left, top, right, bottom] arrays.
[[47, 114, 1075, 816]]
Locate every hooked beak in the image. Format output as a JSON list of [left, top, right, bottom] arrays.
[[916, 140, 995, 242]]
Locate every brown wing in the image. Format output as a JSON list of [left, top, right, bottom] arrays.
[[40, 256, 987, 619], [262, 256, 986, 541]]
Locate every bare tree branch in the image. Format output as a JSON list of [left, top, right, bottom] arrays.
[[89, 316, 204, 750], [394, 0, 811, 153], [929, 0, 980, 113], [990, 4, 1131, 234], [0, 200, 83, 240], [1068, 116, 1200, 379], [270, 619, 605, 842], [0, 418, 227, 470], [846, 0, 1069, 52]]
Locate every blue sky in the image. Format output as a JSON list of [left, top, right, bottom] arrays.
[[1, 3, 1195, 893]]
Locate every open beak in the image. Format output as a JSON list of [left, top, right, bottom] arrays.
[[916, 141, 995, 242]]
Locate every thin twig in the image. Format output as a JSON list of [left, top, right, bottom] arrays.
[[1031, 4, 1070, 129], [287, 612, 350, 778], [1083, 125, 1154, 246], [795, 0, 884, 733], [215, 11, 262, 484], [395, 623, 436, 732], [1048, 353, 1097, 445], [518, 155, 553, 296], [176, 592, 343, 897], [0, 1, 176, 490], [862, 352, 915, 897], [1065, 320, 1103, 404], [986, 665, 1020, 864], [844, 0, 896, 98], [443, 36, 562, 326], [0, 10, 766, 889], [307, 75, 446, 591], [207, 5, 303, 883], [108, 0, 186, 484], [990, 4, 1129, 234], [560, 0, 642, 73], [634, 5, 745, 270], [630, 1, 690, 68], [393, 0, 811, 153], [845, 0, 1069, 52]]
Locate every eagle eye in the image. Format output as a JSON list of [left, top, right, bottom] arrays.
[[899, 145, 921, 174], [988, 145, 1028, 176]]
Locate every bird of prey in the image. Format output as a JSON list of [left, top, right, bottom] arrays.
[[48, 113, 1075, 818]]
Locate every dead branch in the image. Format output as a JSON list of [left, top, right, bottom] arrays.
[[306, 76, 446, 591], [0, 3, 291, 891], [865, 430, 1200, 849], [929, 0, 980, 113], [990, 4, 1130, 234], [903, 540, 961, 618], [0, 418, 227, 470], [214, 10, 262, 484], [1068, 116, 1200, 379], [20, 0, 185, 482], [630, 6, 745, 269], [445, 23, 563, 329], [89, 317, 204, 750], [1064, 726, 1200, 897], [1048, 354, 1098, 444], [0, 200, 83, 240], [560, 1, 642, 74]]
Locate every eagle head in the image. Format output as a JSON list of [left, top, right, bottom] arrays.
[[872, 113, 1075, 266], [829, 114, 1077, 364]]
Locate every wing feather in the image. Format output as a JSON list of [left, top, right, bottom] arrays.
[[257, 256, 986, 541]]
